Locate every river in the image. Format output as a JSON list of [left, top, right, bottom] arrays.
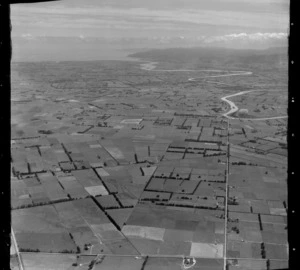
[[140, 61, 287, 121]]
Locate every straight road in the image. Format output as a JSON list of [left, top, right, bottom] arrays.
[[11, 227, 24, 270]]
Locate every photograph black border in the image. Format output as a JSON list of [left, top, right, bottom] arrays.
[[1, 1, 295, 269]]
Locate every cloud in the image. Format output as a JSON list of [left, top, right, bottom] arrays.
[[203, 32, 288, 43], [21, 33, 35, 40], [17, 32, 287, 49], [11, 4, 288, 35]]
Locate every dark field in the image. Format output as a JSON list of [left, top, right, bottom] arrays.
[[11, 47, 287, 269]]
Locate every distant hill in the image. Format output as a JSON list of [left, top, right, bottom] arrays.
[[12, 34, 287, 63], [129, 47, 288, 70]]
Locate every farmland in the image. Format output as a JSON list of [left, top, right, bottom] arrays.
[[11, 47, 287, 269]]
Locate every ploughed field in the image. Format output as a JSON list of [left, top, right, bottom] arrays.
[[11, 47, 287, 270]]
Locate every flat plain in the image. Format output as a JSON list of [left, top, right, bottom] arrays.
[[11, 47, 288, 269]]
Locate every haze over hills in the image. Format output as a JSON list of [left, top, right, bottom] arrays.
[[11, 0, 288, 62], [129, 47, 288, 70], [12, 35, 287, 62]]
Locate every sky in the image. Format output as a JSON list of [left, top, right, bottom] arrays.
[[10, 0, 289, 61]]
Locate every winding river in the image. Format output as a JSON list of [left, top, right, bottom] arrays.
[[140, 61, 287, 121]]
